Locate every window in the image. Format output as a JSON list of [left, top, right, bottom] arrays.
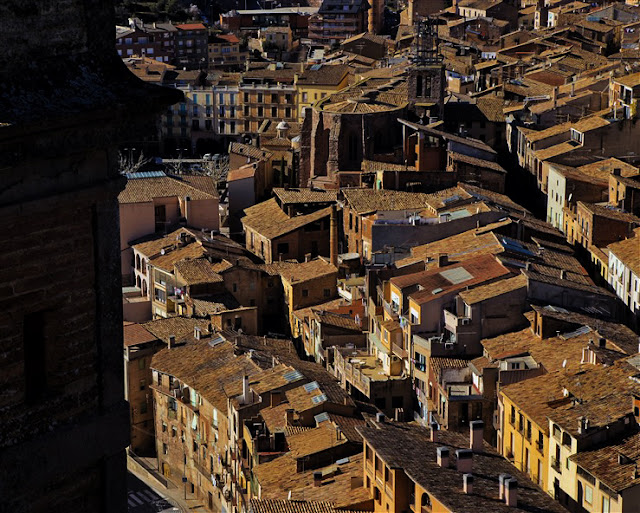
[[163, 443, 168, 455], [162, 422, 167, 433], [23, 311, 47, 404], [271, 107, 277, 117], [139, 379, 146, 391], [570, 129, 584, 145], [602, 496, 610, 513], [258, 106, 263, 117], [302, 289, 309, 297], [172, 426, 177, 437], [302, 92, 308, 102], [277, 242, 289, 255], [584, 485, 593, 505]]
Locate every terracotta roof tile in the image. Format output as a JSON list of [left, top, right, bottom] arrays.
[[459, 274, 528, 304], [242, 198, 332, 239], [119, 174, 215, 203], [123, 322, 159, 347], [273, 188, 338, 205]]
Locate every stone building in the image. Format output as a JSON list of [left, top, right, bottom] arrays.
[[299, 77, 408, 189], [0, 1, 179, 511]]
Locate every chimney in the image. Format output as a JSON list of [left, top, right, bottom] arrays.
[[438, 253, 449, 268], [305, 253, 312, 262], [184, 195, 192, 222], [430, 422, 439, 442], [505, 478, 518, 507], [559, 269, 567, 279], [499, 474, 511, 500], [437, 446, 450, 468], [194, 326, 201, 340], [456, 449, 472, 473], [376, 412, 385, 424], [552, 86, 558, 107], [285, 408, 294, 426], [463, 473, 473, 494], [613, 168, 621, 176], [271, 390, 282, 408], [207, 323, 213, 334], [525, 261, 531, 270], [469, 420, 484, 452], [330, 205, 339, 267], [570, 82, 575, 97], [242, 375, 250, 404], [313, 471, 323, 487], [168, 335, 176, 348]]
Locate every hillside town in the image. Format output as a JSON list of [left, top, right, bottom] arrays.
[[115, 0, 640, 511], [13, 0, 640, 512]]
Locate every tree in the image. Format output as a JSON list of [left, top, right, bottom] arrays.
[[118, 151, 152, 175]]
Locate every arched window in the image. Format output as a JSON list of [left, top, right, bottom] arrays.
[[421, 492, 432, 509], [136, 276, 141, 288], [141, 258, 146, 274], [142, 280, 148, 296], [135, 254, 141, 271]]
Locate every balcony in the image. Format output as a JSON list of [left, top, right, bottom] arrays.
[[536, 440, 544, 453], [391, 342, 408, 359], [551, 457, 562, 473]]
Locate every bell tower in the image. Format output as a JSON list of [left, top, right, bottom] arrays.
[[408, 17, 446, 121]]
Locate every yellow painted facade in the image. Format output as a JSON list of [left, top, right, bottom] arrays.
[[295, 73, 351, 121], [500, 392, 550, 492]]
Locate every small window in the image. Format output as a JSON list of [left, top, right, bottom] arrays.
[[163, 443, 168, 455], [162, 422, 167, 432], [139, 379, 146, 391], [172, 426, 177, 437]]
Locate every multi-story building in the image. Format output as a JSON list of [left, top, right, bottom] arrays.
[[610, 71, 640, 119], [174, 23, 209, 70], [295, 64, 351, 121], [116, 19, 176, 62], [240, 64, 298, 138], [123, 322, 164, 454], [208, 34, 247, 70], [308, 0, 370, 46], [608, 231, 640, 326], [212, 74, 242, 141], [358, 417, 567, 513]]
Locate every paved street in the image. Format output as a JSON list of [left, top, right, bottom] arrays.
[[127, 472, 180, 513]]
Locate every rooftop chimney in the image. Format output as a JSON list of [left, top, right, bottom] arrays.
[[194, 326, 201, 340], [242, 375, 250, 404], [438, 253, 449, 268], [570, 82, 575, 97], [313, 471, 323, 487], [376, 412, 385, 424], [463, 473, 473, 494], [430, 422, 439, 442], [330, 205, 339, 267], [305, 253, 312, 262], [437, 446, 450, 468], [271, 390, 282, 408], [168, 335, 176, 348], [560, 269, 567, 279], [499, 474, 511, 500], [505, 478, 518, 507], [470, 420, 484, 452], [285, 408, 295, 426], [456, 449, 472, 473]]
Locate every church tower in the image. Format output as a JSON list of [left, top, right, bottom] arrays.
[[408, 17, 446, 121]]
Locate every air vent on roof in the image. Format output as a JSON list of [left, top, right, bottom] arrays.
[[311, 394, 328, 404]]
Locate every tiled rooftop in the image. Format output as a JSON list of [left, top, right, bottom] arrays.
[[280, 258, 338, 284], [459, 274, 528, 305], [118, 174, 217, 203], [273, 188, 338, 205], [358, 420, 567, 513], [242, 198, 332, 239]]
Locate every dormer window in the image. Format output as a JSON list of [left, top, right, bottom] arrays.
[[570, 128, 584, 145]]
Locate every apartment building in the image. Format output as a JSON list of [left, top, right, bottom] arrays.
[[358, 417, 567, 513], [608, 232, 640, 326], [208, 34, 247, 70], [308, 0, 370, 46], [174, 23, 208, 70]]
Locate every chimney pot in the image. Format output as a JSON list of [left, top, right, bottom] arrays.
[[463, 473, 473, 494], [470, 420, 484, 452], [194, 326, 201, 339], [456, 449, 473, 473], [168, 335, 176, 348], [437, 446, 450, 468], [285, 408, 295, 426], [430, 422, 439, 442], [505, 478, 518, 506], [499, 474, 511, 500], [313, 471, 323, 487], [438, 253, 449, 268], [560, 269, 567, 279], [376, 412, 385, 423]]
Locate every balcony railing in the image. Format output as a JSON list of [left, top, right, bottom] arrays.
[[551, 457, 562, 472]]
